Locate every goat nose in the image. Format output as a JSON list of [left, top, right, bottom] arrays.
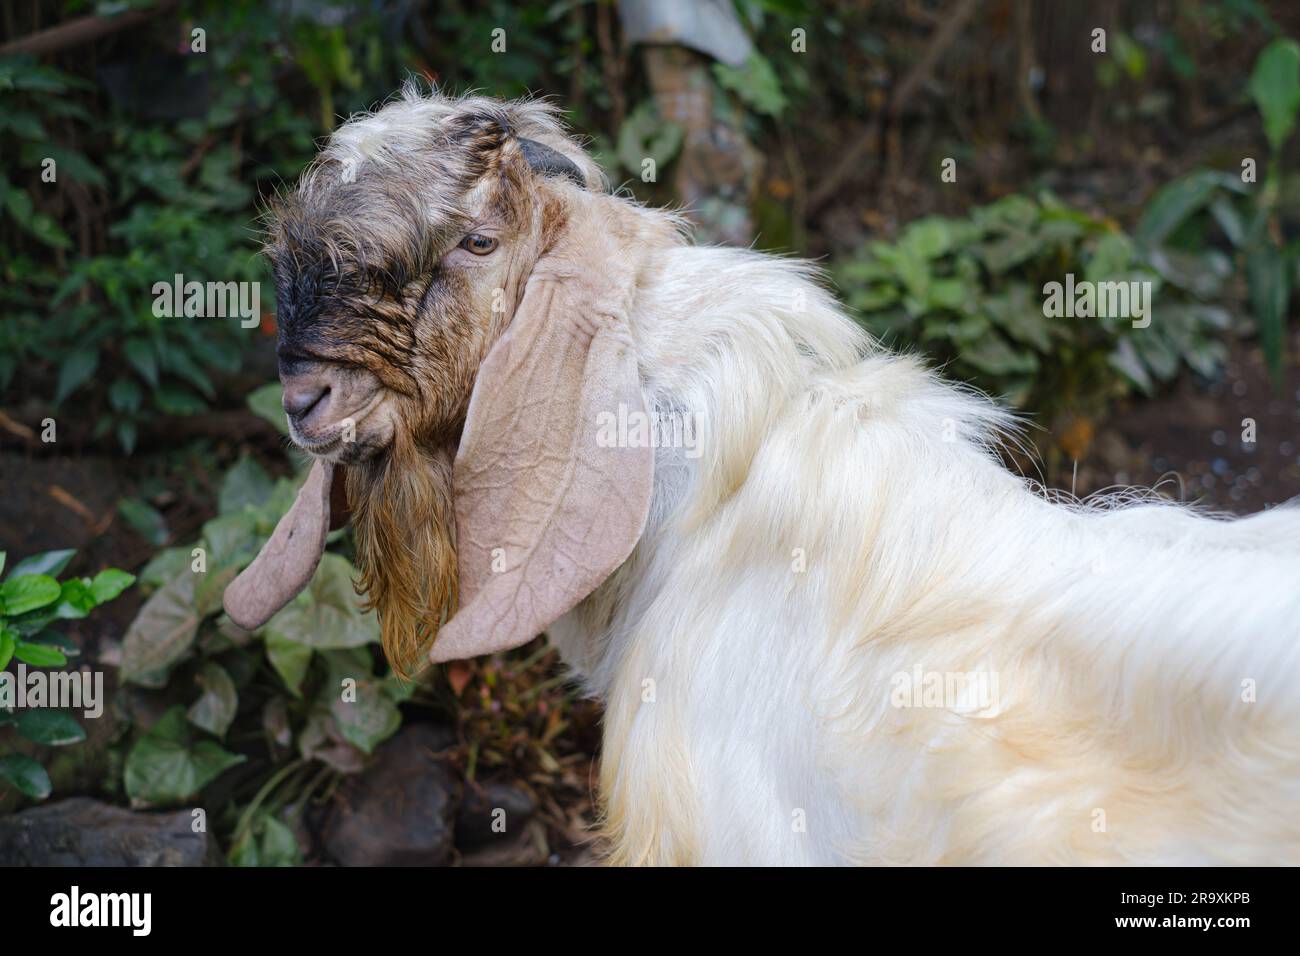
[[282, 381, 328, 422]]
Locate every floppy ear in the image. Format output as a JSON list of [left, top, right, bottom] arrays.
[[429, 269, 655, 662], [224, 460, 348, 630]]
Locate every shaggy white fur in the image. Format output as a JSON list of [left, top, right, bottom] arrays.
[[545, 241, 1300, 865]]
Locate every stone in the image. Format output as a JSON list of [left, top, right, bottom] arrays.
[[0, 797, 219, 866], [321, 722, 459, 866]]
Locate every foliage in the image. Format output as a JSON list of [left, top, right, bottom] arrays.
[[835, 193, 1228, 422], [0, 549, 134, 801], [1134, 37, 1300, 388], [117, 390, 408, 861]]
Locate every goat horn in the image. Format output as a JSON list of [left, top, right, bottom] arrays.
[[517, 137, 586, 187]]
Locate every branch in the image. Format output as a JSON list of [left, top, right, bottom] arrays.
[[0, 1, 177, 57]]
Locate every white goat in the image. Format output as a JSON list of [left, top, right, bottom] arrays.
[[227, 85, 1300, 866]]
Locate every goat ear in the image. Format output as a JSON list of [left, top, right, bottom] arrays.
[[224, 459, 344, 630], [429, 273, 654, 662]]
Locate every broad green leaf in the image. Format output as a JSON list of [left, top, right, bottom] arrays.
[[117, 497, 168, 547], [1249, 38, 1300, 152], [615, 100, 683, 176], [90, 568, 135, 604], [54, 348, 99, 404], [1135, 171, 1222, 248], [0, 574, 62, 616], [900, 218, 955, 261], [109, 377, 144, 415], [201, 511, 261, 569], [219, 456, 273, 514], [124, 706, 246, 807], [5, 549, 74, 580], [120, 573, 199, 686], [139, 548, 194, 592], [257, 815, 302, 867], [124, 337, 159, 389], [187, 661, 238, 738], [247, 382, 290, 435], [0, 629, 15, 670], [1086, 233, 1136, 283], [712, 53, 787, 116], [329, 678, 401, 754], [266, 632, 312, 696], [13, 641, 67, 667], [0, 754, 52, 800], [14, 709, 85, 746]]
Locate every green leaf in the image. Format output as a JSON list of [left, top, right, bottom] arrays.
[[139, 548, 194, 592], [109, 377, 144, 414], [247, 383, 290, 435], [0, 574, 62, 616], [900, 218, 956, 261], [1249, 38, 1300, 152], [53, 578, 97, 619], [1086, 233, 1136, 283], [117, 497, 168, 547], [1135, 171, 1223, 248], [0, 754, 52, 800], [0, 629, 15, 670], [5, 549, 75, 580], [120, 573, 199, 686], [187, 662, 238, 738], [615, 100, 684, 177], [13, 641, 67, 667], [258, 815, 302, 866], [54, 348, 99, 405], [90, 568, 135, 604], [124, 337, 159, 389], [124, 706, 246, 807], [329, 677, 401, 754], [14, 709, 85, 746], [1247, 242, 1290, 388], [266, 632, 313, 696], [219, 456, 273, 514], [712, 53, 788, 116], [201, 511, 261, 569]]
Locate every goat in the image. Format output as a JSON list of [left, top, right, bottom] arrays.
[[226, 83, 1300, 865]]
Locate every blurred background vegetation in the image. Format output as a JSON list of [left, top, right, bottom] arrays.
[[1, 0, 1298, 865]]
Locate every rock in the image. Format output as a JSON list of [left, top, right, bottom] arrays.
[[457, 819, 551, 867], [0, 797, 219, 866], [455, 782, 538, 849], [321, 722, 459, 866]]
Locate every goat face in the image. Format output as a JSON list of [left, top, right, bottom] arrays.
[[267, 111, 567, 465], [228, 91, 655, 678]]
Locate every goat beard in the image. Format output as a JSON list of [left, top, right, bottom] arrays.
[[348, 432, 458, 679]]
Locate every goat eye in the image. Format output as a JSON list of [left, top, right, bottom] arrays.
[[460, 234, 498, 255]]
